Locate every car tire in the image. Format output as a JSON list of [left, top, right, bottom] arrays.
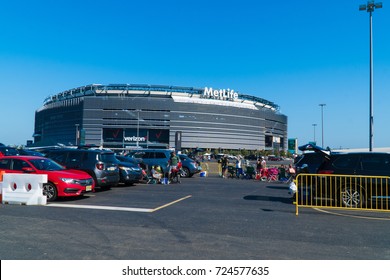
[[338, 185, 364, 208], [181, 167, 191, 178], [43, 182, 58, 202]]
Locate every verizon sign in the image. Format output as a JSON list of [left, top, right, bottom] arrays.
[[124, 136, 146, 142]]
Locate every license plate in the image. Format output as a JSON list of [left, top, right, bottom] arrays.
[[86, 185, 92, 191], [107, 166, 116, 171]]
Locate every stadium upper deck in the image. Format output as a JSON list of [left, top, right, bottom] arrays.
[[43, 84, 280, 111]]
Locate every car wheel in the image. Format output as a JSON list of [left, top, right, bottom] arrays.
[[338, 185, 364, 208], [181, 167, 190, 178], [43, 182, 58, 202]]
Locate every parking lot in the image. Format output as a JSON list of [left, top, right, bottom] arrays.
[[1, 175, 390, 260]]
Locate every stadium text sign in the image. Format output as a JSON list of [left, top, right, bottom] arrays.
[[203, 87, 238, 100], [124, 136, 146, 142]]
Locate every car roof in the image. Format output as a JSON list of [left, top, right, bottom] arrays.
[[328, 151, 390, 156], [48, 148, 114, 154], [0, 155, 46, 160], [130, 149, 172, 152]]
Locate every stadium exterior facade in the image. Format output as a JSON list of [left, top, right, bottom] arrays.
[[33, 84, 288, 152]]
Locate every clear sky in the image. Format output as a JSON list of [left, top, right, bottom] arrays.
[[0, 0, 389, 150]]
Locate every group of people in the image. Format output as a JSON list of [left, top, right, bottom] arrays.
[[276, 164, 296, 181], [218, 155, 243, 178], [218, 154, 296, 181], [256, 158, 296, 181], [149, 151, 180, 184]]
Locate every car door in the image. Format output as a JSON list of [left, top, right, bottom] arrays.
[[357, 154, 390, 201], [1, 158, 32, 174], [155, 152, 170, 172]]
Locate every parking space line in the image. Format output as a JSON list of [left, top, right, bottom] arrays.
[[46, 203, 153, 212], [314, 208, 390, 221], [46, 195, 192, 213], [151, 195, 192, 212]]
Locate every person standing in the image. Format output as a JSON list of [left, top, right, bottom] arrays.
[[221, 155, 228, 178], [236, 156, 243, 178], [217, 157, 223, 177], [287, 164, 296, 179], [260, 157, 267, 179], [168, 151, 180, 180], [256, 158, 262, 175]]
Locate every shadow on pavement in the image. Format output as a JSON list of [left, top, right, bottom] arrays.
[[243, 195, 292, 204]]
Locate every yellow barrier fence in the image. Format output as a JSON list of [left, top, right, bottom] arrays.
[[295, 173, 390, 215]]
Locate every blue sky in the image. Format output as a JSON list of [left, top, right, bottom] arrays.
[[0, 0, 389, 149]]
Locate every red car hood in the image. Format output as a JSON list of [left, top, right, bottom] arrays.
[[39, 169, 92, 179]]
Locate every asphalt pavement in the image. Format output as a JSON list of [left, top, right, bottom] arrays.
[[1, 174, 390, 260]]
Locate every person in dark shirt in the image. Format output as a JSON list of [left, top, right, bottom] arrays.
[[221, 155, 228, 178]]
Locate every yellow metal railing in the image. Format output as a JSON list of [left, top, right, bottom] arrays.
[[294, 174, 390, 215]]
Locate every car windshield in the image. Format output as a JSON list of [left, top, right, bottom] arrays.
[[100, 153, 117, 163], [29, 158, 65, 171], [131, 152, 145, 159], [116, 156, 135, 163]]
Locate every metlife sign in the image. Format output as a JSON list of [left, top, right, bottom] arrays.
[[203, 87, 239, 101]]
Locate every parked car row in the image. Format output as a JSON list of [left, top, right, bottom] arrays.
[[0, 155, 94, 201], [44, 148, 122, 189], [0, 146, 200, 202]]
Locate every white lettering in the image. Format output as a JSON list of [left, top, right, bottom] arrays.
[[124, 136, 146, 142], [203, 87, 239, 100], [204, 87, 213, 96]]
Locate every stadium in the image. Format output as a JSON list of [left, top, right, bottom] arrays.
[[33, 84, 288, 152]]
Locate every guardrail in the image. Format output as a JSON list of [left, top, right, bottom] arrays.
[[294, 174, 390, 215]]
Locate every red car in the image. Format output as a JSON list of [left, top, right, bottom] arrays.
[[0, 156, 94, 201]]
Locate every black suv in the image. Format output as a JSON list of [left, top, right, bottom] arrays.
[[45, 148, 120, 189], [298, 144, 390, 207]]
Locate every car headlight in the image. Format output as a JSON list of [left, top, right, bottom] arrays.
[[60, 178, 76, 184]]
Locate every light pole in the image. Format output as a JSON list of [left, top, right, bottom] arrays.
[[136, 109, 140, 148], [312, 124, 317, 143], [319, 104, 326, 148], [75, 124, 80, 146], [359, 1, 382, 152]]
